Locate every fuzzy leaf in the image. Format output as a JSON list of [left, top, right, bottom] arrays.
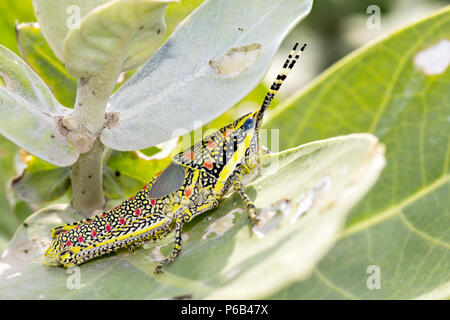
[[0, 134, 384, 299], [101, 0, 314, 151], [16, 22, 77, 108], [64, 0, 174, 77], [0, 45, 78, 166], [32, 0, 111, 63], [11, 155, 70, 203]]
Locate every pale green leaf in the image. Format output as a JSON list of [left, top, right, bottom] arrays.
[[62, 0, 174, 77], [0, 45, 78, 166], [11, 155, 70, 203], [9, 149, 172, 204], [0, 134, 384, 299], [32, 0, 110, 63], [101, 0, 314, 151], [16, 22, 77, 108]]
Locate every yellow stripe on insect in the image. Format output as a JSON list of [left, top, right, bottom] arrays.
[[91, 218, 170, 250], [215, 138, 247, 193]]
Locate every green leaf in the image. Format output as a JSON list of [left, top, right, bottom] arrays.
[[0, 139, 24, 250], [10, 154, 70, 203], [101, 0, 314, 151], [62, 0, 174, 77], [163, 0, 205, 39], [103, 150, 171, 199], [9, 146, 172, 204], [0, 0, 35, 54], [16, 22, 77, 108], [266, 7, 450, 299], [0, 45, 79, 166], [0, 134, 385, 299]]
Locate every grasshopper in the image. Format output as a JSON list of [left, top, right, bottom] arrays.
[[44, 42, 307, 273]]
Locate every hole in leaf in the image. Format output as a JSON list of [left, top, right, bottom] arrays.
[[202, 208, 243, 239], [414, 39, 450, 75], [253, 199, 291, 238]]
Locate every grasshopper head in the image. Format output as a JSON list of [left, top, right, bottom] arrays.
[[229, 110, 261, 169]]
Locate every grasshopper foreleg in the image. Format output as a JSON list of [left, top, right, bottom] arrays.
[[231, 171, 260, 226]]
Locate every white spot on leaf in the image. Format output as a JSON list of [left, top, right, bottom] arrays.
[[209, 43, 262, 78], [290, 174, 333, 223], [290, 192, 314, 224], [0, 262, 11, 276], [414, 39, 450, 75], [6, 272, 21, 280], [148, 245, 167, 262], [253, 199, 291, 239], [202, 208, 243, 239], [223, 266, 241, 281], [146, 234, 189, 262], [315, 175, 332, 193]]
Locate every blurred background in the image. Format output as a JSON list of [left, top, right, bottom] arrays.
[[0, 0, 448, 253]]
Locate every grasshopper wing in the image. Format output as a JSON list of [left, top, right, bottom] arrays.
[[148, 162, 186, 199]]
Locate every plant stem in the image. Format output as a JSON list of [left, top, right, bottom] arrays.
[[70, 138, 105, 217], [70, 76, 117, 217]]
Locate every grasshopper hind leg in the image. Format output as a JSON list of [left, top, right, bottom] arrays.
[[154, 219, 184, 274], [235, 181, 260, 226], [153, 196, 219, 274]]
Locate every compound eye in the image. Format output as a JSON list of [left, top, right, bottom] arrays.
[[243, 118, 254, 131]]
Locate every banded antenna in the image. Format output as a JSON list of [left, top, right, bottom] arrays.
[[256, 42, 307, 129]]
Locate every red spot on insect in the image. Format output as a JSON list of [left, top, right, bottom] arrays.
[[223, 127, 233, 137], [207, 141, 216, 149], [63, 230, 69, 234], [185, 188, 192, 198], [184, 151, 194, 161], [78, 236, 84, 243], [92, 229, 97, 237], [142, 185, 148, 190], [114, 205, 120, 210], [86, 219, 93, 224], [66, 241, 71, 247], [74, 226, 80, 229], [119, 218, 125, 225], [155, 170, 162, 176], [150, 199, 156, 206], [106, 224, 111, 232], [203, 161, 213, 170], [101, 213, 107, 218], [135, 208, 141, 216], [128, 195, 135, 201]]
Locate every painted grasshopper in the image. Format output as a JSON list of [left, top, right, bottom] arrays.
[[44, 43, 307, 273]]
